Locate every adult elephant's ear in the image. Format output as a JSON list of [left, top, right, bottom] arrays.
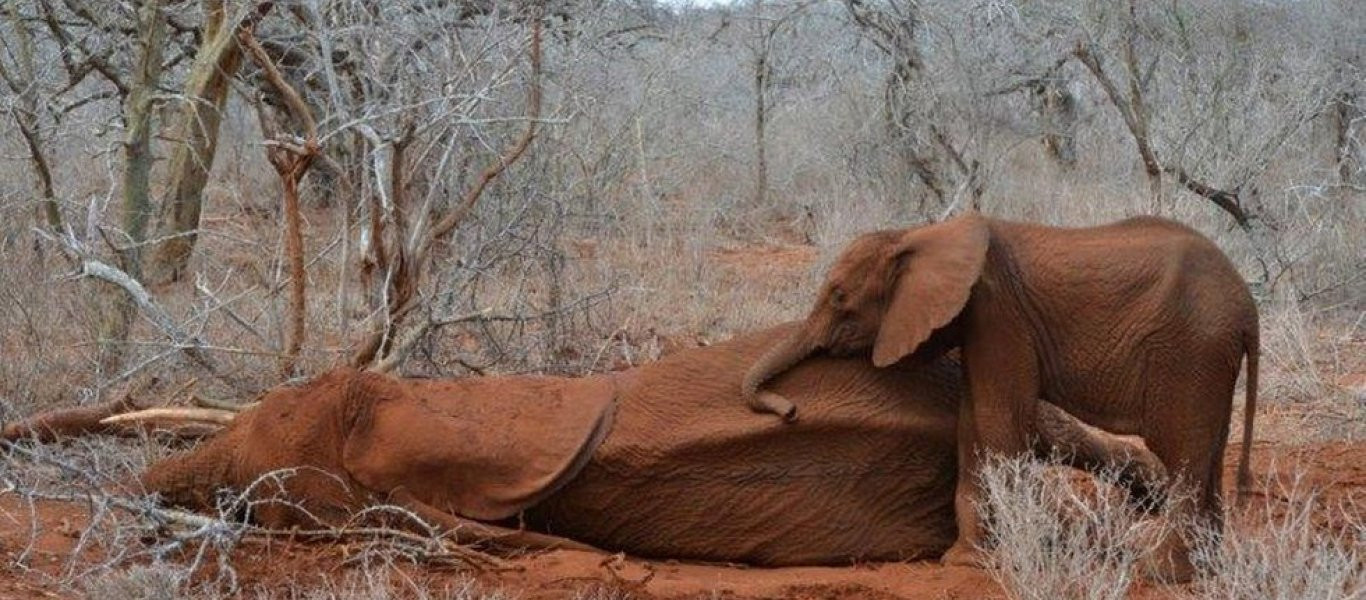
[[872, 213, 990, 367], [342, 372, 618, 521]]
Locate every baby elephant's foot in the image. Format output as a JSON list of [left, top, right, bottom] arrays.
[[941, 541, 988, 568]]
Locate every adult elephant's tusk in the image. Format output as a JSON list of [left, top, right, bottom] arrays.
[[100, 407, 237, 426]]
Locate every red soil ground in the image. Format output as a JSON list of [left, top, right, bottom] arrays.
[[1, 442, 1360, 599]]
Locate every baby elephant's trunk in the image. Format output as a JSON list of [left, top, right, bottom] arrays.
[[741, 331, 815, 422]]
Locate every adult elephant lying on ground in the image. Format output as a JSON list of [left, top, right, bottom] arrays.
[[141, 323, 1164, 566]]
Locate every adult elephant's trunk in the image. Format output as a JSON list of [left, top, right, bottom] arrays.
[[741, 329, 817, 422], [139, 433, 238, 510]]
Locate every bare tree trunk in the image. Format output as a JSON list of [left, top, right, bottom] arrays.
[[352, 14, 543, 371], [147, 0, 261, 284], [17, 118, 59, 229], [1333, 90, 1364, 186], [844, 0, 947, 212], [98, 0, 165, 376], [1073, 42, 1253, 227], [239, 25, 319, 377], [279, 168, 307, 376], [754, 51, 769, 207], [885, 64, 946, 210], [1072, 40, 1280, 280], [119, 0, 165, 276], [752, 0, 769, 207], [0, 4, 60, 232], [1118, 3, 1163, 210]]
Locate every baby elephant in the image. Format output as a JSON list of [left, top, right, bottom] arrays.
[[743, 212, 1259, 581]]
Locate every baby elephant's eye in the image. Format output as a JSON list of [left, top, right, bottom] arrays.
[[830, 288, 847, 306]]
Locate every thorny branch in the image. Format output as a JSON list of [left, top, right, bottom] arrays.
[[352, 11, 545, 371], [0, 444, 509, 594], [1071, 42, 1253, 229], [38, 228, 253, 394]]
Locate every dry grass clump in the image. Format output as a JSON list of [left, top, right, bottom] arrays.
[[1185, 479, 1365, 600], [80, 558, 639, 600], [83, 565, 519, 600], [257, 573, 511, 600], [81, 564, 186, 600], [977, 453, 1171, 600], [979, 453, 1365, 600]]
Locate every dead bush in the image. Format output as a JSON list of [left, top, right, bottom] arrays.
[[977, 453, 1174, 600]]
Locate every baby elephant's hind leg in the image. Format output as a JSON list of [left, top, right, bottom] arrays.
[[1033, 400, 1168, 510], [1136, 358, 1239, 582]]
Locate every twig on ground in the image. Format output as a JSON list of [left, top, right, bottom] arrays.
[[192, 395, 259, 412]]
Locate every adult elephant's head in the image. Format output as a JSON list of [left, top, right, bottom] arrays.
[[141, 367, 617, 532], [138, 369, 373, 525], [742, 213, 990, 420]]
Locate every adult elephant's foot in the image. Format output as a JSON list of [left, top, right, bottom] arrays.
[[941, 541, 988, 568]]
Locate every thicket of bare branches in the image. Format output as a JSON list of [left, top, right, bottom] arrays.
[[0, 0, 1357, 438], [0, 0, 1358, 419]]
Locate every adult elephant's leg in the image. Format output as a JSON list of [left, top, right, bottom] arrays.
[[943, 331, 1040, 567], [387, 487, 602, 553]]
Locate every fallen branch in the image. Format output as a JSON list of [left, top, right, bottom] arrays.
[[240, 524, 512, 572], [39, 227, 253, 394], [192, 395, 259, 412], [6, 443, 512, 576]]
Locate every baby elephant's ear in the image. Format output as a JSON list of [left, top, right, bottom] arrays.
[[872, 213, 990, 367]]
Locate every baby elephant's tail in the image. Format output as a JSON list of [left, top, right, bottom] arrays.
[[1235, 324, 1259, 505]]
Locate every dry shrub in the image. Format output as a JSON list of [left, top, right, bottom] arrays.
[[272, 573, 509, 600], [1254, 297, 1365, 443], [81, 564, 185, 600], [1185, 479, 1365, 600], [977, 453, 1173, 600]]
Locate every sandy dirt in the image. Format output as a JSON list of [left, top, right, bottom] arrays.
[[1, 442, 1360, 599]]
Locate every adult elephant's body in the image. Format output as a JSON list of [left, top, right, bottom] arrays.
[[527, 326, 963, 563], [142, 324, 1160, 565]]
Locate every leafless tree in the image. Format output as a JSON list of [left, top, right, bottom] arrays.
[[843, 0, 951, 209], [146, 1, 268, 284], [0, 3, 60, 231], [746, 0, 812, 207], [0, 0, 1359, 423]]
